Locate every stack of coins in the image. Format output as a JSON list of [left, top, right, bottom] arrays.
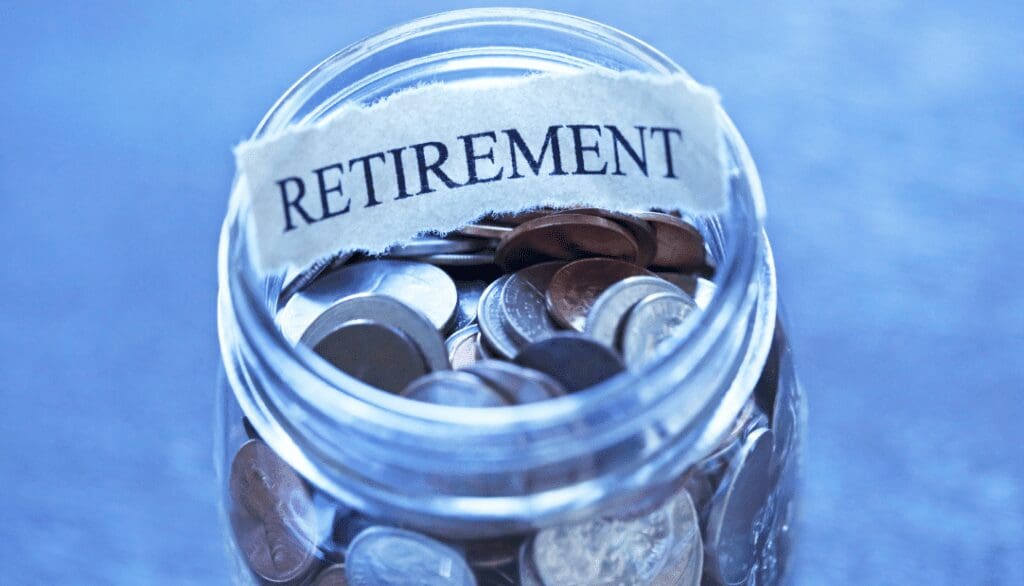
[[227, 208, 799, 585]]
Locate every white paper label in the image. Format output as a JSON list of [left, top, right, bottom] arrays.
[[234, 70, 724, 272]]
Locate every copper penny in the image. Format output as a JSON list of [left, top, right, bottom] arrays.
[[494, 213, 641, 271], [556, 208, 658, 267], [229, 439, 318, 583], [545, 258, 654, 331], [636, 212, 708, 271]]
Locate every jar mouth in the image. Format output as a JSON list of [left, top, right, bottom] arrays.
[[217, 7, 774, 531]]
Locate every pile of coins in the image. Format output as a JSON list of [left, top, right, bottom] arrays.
[[277, 208, 715, 403], [227, 207, 799, 585]]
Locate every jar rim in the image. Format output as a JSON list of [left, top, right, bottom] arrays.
[[217, 6, 775, 531]]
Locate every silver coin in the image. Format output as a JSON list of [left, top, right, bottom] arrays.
[[500, 261, 564, 346], [706, 427, 775, 585], [279, 252, 353, 307], [446, 324, 483, 369], [453, 279, 488, 330], [456, 223, 512, 239], [584, 276, 684, 348], [653, 274, 716, 310], [346, 526, 477, 586], [385, 236, 486, 257], [310, 320, 429, 393], [620, 292, 698, 368], [277, 259, 457, 342], [513, 333, 624, 393], [411, 252, 497, 266], [461, 360, 565, 405], [650, 490, 703, 586], [299, 294, 449, 372], [532, 492, 679, 585], [477, 275, 519, 359], [698, 402, 767, 474], [401, 370, 510, 407]]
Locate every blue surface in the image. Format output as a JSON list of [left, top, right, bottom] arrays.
[[1, 2, 1022, 584]]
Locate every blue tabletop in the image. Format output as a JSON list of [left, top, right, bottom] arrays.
[[1, 1, 1021, 584]]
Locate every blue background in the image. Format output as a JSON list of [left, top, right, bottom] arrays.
[[1, 1, 1021, 584]]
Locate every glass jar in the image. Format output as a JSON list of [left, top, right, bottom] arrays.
[[215, 7, 803, 586]]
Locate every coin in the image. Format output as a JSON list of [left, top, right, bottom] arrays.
[[620, 292, 698, 367], [401, 370, 510, 407], [461, 360, 566, 405], [494, 213, 641, 271], [446, 325, 483, 369], [453, 279, 487, 330], [311, 564, 349, 586], [309, 320, 428, 393], [545, 258, 654, 331], [584, 276, 685, 349], [699, 401, 767, 472], [477, 275, 519, 359], [532, 491, 677, 584], [229, 440, 318, 584], [456, 223, 513, 239], [635, 212, 708, 271], [556, 208, 658, 267], [513, 333, 624, 392], [501, 261, 564, 345], [706, 428, 775, 585], [300, 294, 450, 373], [385, 236, 486, 257], [651, 490, 703, 586], [278, 259, 457, 342], [278, 252, 353, 307], [346, 526, 477, 586], [411, 252, 497, 266]]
